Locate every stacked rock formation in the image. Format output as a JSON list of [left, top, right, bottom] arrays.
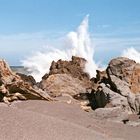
[[92, 57, 140, 115], [39, 56, 92, 97], [0, 59, 53, 105], [39, 56, 140, 115], [1, 56, 140, 118]]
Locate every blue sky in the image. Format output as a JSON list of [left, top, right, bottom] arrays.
[[0, 0, 140, 65]]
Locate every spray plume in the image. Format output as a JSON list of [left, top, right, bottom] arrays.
[[22, 15, 98, 81], [122, 47, 140, 63]]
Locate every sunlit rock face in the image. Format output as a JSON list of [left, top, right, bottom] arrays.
[[0, 59, 53, 104], [107, 57, 140, 94], [39, 56, 92, 97]]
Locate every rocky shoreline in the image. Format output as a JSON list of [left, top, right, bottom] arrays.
[[0, 56, 140, 139]]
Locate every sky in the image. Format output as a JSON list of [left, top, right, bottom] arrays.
[[0, 0, 140, 65]]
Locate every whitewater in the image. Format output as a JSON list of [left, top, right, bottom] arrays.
[[22, 15, 140, 82], [22, 15, 98, 81]]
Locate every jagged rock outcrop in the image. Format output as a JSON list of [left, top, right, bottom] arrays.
[[106, 57, 140, 114], [92, 57, 140, 114], [40, 56, 92, 97], [39, 56, 140, 114], [0, 59, 53, 105], [2, 55, 139, 116], [49, 56, 90, 81], [107, 57, 140, 94]]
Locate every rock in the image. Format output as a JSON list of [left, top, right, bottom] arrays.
[[80, 105, 92, 112], [130, 64, 140, 93], [0, 84, 9, 95], [0, 59, 20, 84], [106, 57, 140, 114], [107, 57, 140, 94], [40, 56, 92, 98], [127, 121, 140, 127], [135, 94, 140, 114], [58, 56, 140, 114], [107, 75, 131, 97], [94, 107, 129, 123], [48, 56, 90, 81], [17, 73, 36, 86], [127, 93, 136, 113], [90, 83, 131, 112], [101, 83, 131, 112], [0, 59, 54, 105], [95, 70, 108, 84], [127, 93, 140, 114], [40, 74, 90, 97]]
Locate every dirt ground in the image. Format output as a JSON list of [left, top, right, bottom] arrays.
[[0, 99, 139, 140]]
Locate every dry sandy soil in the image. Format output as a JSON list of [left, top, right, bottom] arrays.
[[0, 98, 140, 140]]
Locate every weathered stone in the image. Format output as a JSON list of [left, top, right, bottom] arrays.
[[48, 56, 90, 81], [108, 75, 131, 97], [0, 59, 54, 105], [40, 74, 90, 97], [107, 57, 140, 94], [127, 93, 136, 113], [40, 56, 92, 98], [0, 59, 20, 84], [94, 107, 129, 123], [135, 94, 140, 114], [100, 83, 131, 112], [17, 73, 36, 86], [130, 64, 140, 93]]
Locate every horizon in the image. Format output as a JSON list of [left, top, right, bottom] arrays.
[[0, 0, 140, 66]]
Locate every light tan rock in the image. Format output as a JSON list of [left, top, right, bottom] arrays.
[[0, 59, 54, 105]]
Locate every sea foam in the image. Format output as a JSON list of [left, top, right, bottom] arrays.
[[22, 15, 98, 82]]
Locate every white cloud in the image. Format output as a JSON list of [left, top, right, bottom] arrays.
[[93, 37, 140, 50], [0, 30, 140, 66]]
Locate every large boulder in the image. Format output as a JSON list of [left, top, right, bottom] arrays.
[[107, 57, 140, 94], [0, 59, 53, 105], [106, 57, 140, 114], [40, 56, 92, 97], [40, 74, 90, 97], [89, 57, 140, 114]]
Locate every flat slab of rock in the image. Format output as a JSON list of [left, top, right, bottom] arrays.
[[40, 74, 90, 97]]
